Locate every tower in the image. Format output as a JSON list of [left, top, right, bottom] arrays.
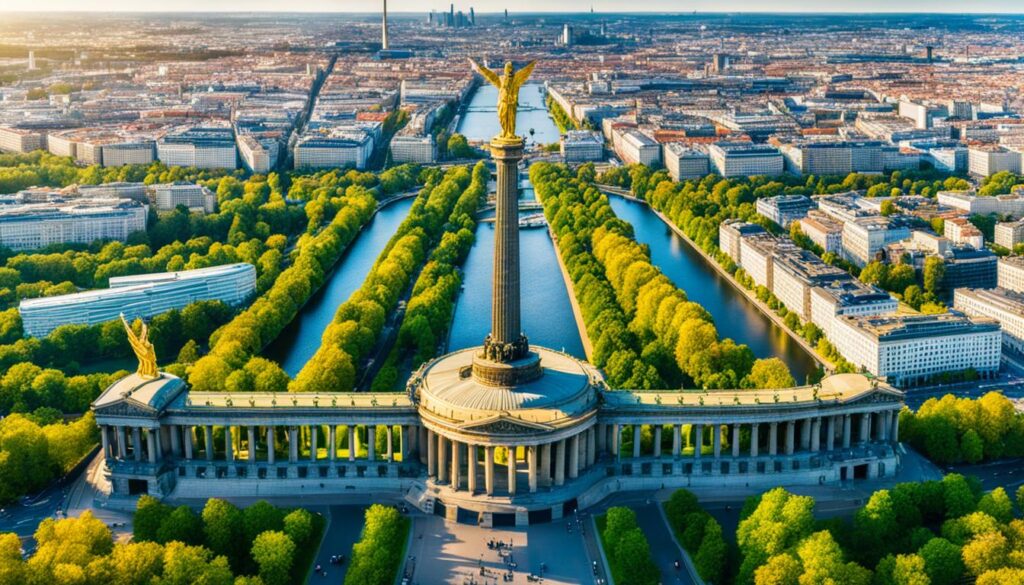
[[470, 7, 475, 25], [562, 24, 573, 46], [381, 0, 389, 50], [27, 51, 36, 71]]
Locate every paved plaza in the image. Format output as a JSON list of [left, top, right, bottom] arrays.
[[404, 513, 598, 585]]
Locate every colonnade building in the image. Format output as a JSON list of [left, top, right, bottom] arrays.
[[92, 94, 906, 526]]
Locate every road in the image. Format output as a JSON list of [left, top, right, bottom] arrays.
[[634, 504, 696, 585], [946, 458, 1024, 493], [404, 513, 597, 584], [306, 505, 367, 584]]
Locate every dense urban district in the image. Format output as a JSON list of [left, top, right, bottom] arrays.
[[0, 8, 1023, 585]]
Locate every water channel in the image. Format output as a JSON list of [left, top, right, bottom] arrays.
[[263, 197, 415, 375], [607, 196, 821, 383]]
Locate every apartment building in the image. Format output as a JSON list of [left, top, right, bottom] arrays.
[[662, 143, 710, 181], [738, 232, 780, 289], [0, 197, 147, 251], [0, 126, 45, 153], [152, 183, 217, 214], [944, 217, 984, 249], [708, 142, 784, 177], [560, 130, 604, 162], [157, 127, 238, 170], [390, 134, 437, 164], [294, 126, 376, 170], [798, 210, 843, 253], [829, 313, 1001, 386], [968, 146, 1022, 177], [719, 219, 766, 266], [998, 256, 1024, 293], [809, 280, 899, 343], [237, 134, 279, 174], [937, 191, 1024, 217], [995, 220, 1024, 250], [19, 263, 256, 337], [756, 194, 816, 228], [954, 287, 1024, 356], [771, 247, 851, 321], [615, 129, 660, 166], [841, 216, 912, 267]]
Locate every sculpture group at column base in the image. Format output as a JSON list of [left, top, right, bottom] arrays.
[[472, 343, 543, 387]]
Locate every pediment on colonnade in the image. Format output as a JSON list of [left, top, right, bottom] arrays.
[[459, 414, 553, 436], [93, 400, 159, 419]]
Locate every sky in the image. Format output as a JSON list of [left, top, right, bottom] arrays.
[[2, 0, 1024, 13]]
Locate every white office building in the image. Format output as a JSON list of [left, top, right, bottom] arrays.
[[294, 126, 376, 170], [19, 263, 256, 338], [944, 217, 985, 249], [0, 197, 147, 251], [937, 191, 1024, 217], [968, 146, 1022, 177], [708, 142, 784, 177], [560, 131, 604, 162], [0, 126, 45, 153], [998, 256, 1024, 293], [389, 135, 437, 164], [153, 183, 217, 214], [719, 219, 766, 266], [615, 129, 660, 166], [663, 143, 710, 181], [810, 280, 899, 343], [995, 220, 1024, 250], [829, 313, 1001, 386], [841, 217, 912, 267], [798, 211, 843, 253], [756, 195, 816, 228], [157, 128, 238, 170], [954, 287, 1024, 356]]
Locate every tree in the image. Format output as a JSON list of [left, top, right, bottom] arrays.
[[744, 358, 795, 389], [133, 495, 171, 543], [918, 538, 964, 585], [923, 256, 945, 295], [282, 509, 314, 547], [754, 553, 800, 585], [960, 429, 984, 464], [156, 505, 203, 545], [160, 541, 234, 585], [976, 487, 1013, 524], [107, 541, 165, 585], [242, 501, 284, 544], [250, 531, 295, 585], [202, 499, 243, 565], [694, 517, 727, 583], [942, 474, 977, 519], [961, 531, 1009, 577], [0, 533, 26, 584]]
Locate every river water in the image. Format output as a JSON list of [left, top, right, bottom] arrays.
[[263, 197, 415, 375], [607, 196, 821, 383], [457, 82, 560, 146]]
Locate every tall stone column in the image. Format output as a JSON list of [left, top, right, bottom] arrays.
[[507, 446, 517, 496], [811, 418, 821, 452], [368, 426, 376, 461], [611, 424, 620, 458], [861, 413, 872, 445], [672, 424, 681, 457], [437, 436, 449, 482], [842, 414, 852, 449], [694, 424, 704, 459], [485, 446, 495, 495], [891, 412, 900, 443], [419, 426, 428, 464], [632, 425, 641, 459], [528, 446, 538, 493], [224, 427, 234, 463], [540, 443, 552, 485], [879, 412, 890, 442], [427, 430, 436, 477], [204, 426, 214, 461], [117, 426, 128, 459], [247, 427, 257, 463], [750, 423, 759, 457], [288, 427, 298, 463], [827, 416, 836, 451], [554, 439, 566, 486], [712, 425, 721, 458], [328, 426, 337, 462], [451, 440, 461, 490], [785, 421, 795, 456], [169, 425, 180, 457], [467, 445, 478, 493], [134, 427, 143, 462], [569, 435, 580, 479], [596, 423, 607, 454], [147, 429, 157, 463], [349, 426, 357, 462], [310, 426, 318, 462], [489, 139, 524, 348], [653, 426, 662, 458], [731, 424, 740, 457], [768, 422, 778, 456], [100, 426, 110, 460], [587, 428, 596, 467], [386, 426, 394, 461], [800, 419, 811, 451], [267, 427, 275, 464]]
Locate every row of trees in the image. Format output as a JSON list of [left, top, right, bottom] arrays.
[[133, 497, 322, 585], [187, 185, 380, 393], [598, 507, 660, 585], [372, 162, 488, 389], [344, 504, 410, 585], [0, 301, 232, 415], [545, 94, 578, 134], [534, 162, 796, 390], [900, 392, 1024, 464], [290, 166, 474, 393], [740, 477, 1024, 585], [0, 412, 97, 503], [663, 489, 728, 583], [531, 162, 665, 388]]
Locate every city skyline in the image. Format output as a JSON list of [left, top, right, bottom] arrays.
[[3, 0, 1024, 13]]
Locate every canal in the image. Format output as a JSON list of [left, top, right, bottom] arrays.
[[263, 197, 415, 375], [458, 82, 559, 146], [607, 195, 821, 383], [448, 176, 586, 358]]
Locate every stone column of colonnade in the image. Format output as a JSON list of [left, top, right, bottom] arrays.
[[424, 428, 599, 497], [597, 411, 901, 472], [101, 422, 423, 477]]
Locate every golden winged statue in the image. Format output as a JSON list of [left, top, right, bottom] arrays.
[[469, 58, 537, 142], [121, 313, 158, 380]]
